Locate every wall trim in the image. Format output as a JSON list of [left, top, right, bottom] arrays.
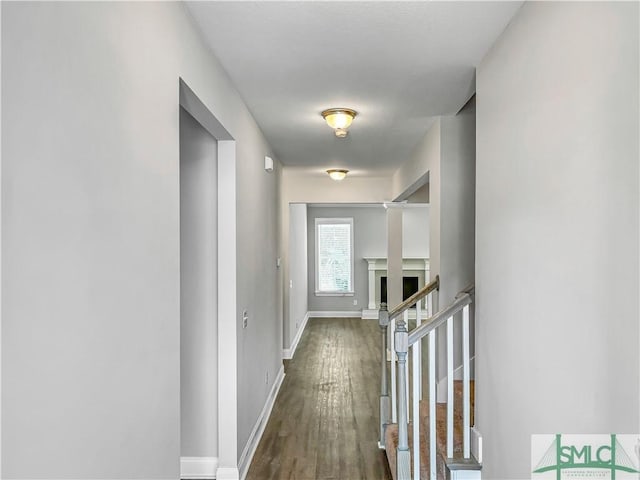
[[283, 312, 309, 360], [238, 365, 286, 480], [181, 456, 219, 479], [362, 309, 421, 320], [180, 79, 239, 474], [216, 467, 240, 480], [308, 311, 363, 318]]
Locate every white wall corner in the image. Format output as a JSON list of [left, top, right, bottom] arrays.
[[238, 365, 286, 480], [181, 457, 218, 479], [282, 312, 310, 360]]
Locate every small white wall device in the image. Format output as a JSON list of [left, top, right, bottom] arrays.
[[264, 156, 274, 172]]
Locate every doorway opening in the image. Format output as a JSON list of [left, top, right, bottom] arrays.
[[180, 106, 218, 462], [179, 79, 238, 479]]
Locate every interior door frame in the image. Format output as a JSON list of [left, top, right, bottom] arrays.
[[179, 79, 239, 479]]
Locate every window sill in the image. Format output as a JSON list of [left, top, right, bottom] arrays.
[[315, 291, 355, 297]]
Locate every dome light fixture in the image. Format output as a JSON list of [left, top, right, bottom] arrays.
[[321, 108, 357, 137], [327, 169, 349, 181]]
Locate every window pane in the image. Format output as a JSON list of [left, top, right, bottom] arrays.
[[317, 223, 352, 292]]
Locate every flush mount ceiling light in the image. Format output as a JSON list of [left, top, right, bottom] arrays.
[[327, 169, 349, 181], [321, 108, 357, 138]]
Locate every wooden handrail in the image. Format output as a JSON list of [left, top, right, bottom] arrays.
[[407, 291, 473, 346], [388, 275, 440, 321], [456, 283, 475, 298]]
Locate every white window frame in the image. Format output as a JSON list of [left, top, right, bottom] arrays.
[[314, 217, 355, 296]]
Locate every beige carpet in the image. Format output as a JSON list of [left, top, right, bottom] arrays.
[[384, 380, 475, 480]]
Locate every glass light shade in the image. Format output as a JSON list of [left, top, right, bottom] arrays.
[[325, 112, 353, 129], [327, 169, 348, 181], [335, 128, 348, 138], [322, 108, 357, 130]]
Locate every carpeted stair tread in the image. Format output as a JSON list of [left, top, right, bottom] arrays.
[[384, 422, 433, 480], [384, 380, 475, 480]]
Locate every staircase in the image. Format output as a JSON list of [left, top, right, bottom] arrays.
[[377, 278, 482, 480], [384, 381, 476, 480]]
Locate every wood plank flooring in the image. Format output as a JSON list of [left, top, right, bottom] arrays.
[[246, 318, 392, 480]]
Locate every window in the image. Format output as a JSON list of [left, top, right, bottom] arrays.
[[315, 218, 354, 295]]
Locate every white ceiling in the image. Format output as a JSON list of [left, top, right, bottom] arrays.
[[185, 1, 522, 176]]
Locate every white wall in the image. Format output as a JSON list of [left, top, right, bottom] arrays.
[[476, 3, 639, 478], [179, 108, 218, 458], [440, 98, 476, 306], [307, 205, 386, 313], [1, 2, 281, 477], [280, 171, 391, 350], [393, 104, 475, 308], [402, 208, 431, 259], [234, 93, 280, 472], [393, 121, 442, 303], [284, 171, 393, 205], [439, 99, 476, 380], [392, 109, 476, 388], [306, 205, 429, 313], [287, 204, 308, 348]]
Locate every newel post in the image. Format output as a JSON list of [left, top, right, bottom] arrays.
[[395, 317, 411, 480], [378, 303, 390, 448]]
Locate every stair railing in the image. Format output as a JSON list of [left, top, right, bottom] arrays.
[[387, 282, 475, 480], [378, 275, 439, 451]]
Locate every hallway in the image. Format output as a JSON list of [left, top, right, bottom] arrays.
[[246, 318, 392, 480]]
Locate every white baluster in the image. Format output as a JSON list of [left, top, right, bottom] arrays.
[[416, 303, 422, 399], [391, 317, 397, 423], [462, 304, 470, 459], [395, 319, 411, 480], [428, 329, 436, 480], [412, 343, 420, 480], [404, 310, 409, 422], [413, 303, 423, 479], [379, 304, 390, 448], [447, 316, 454, 458]]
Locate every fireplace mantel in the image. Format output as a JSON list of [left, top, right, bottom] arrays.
[[362, 257, 429, 319]]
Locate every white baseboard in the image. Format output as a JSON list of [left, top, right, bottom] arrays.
[[181, 456, 218, 479], [362, 309, 379, 319], [307, 310, 362, 318], [283, 312, 309, 359], [216, 467, 239, 480], [471, 426, 483, 463], [362, 309, 422, 320], [238, 365, 285, 480], [283, 310, 364, 359]]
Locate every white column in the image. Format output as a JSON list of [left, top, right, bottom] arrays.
[[368, 260, 376, 309], [387, 206, 403, 309], [423, 259, 430, 310], [391, 318, 397, 423]]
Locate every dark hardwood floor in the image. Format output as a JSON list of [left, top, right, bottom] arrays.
[[246, 317, 392, 480]]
